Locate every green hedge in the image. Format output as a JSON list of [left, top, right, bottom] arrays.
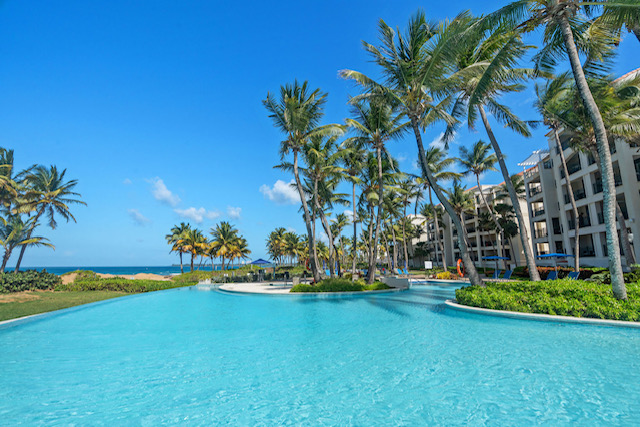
[[56, 278, 187, 293], [0, 270, 61, 293], [455, 279, 640, 321], [291, 278, 390, 293]]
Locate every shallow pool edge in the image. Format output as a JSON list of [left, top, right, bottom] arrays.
[[445, 299, 640, 329]]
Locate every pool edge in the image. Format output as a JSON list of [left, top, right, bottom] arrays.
[[444, 299, 640, 329]]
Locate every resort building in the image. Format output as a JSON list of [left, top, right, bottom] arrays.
[[518, 137, 640, 268], [409, 182, 531, 269]]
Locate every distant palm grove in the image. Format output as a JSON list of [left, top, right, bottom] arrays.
[[0, 148, 85, 272], [263, 2, 640, 300], [166, 222, 251, 273]]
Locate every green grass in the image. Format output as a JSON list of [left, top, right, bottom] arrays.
[[455, 279, 640, 321], [0, 291, 128, 322]]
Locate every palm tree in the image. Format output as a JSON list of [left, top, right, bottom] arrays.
[[447, 22, 540, 281], [346, 97, 406, 283], [263, 81, 343, 283], [340, 139, 366, 276], [0, 215, 54, 272], [166, 222, 191, 273], [178, 228, 207, 272], [446, 181, 475, 256], [331, 212, 350, 275], [340, 11, 485, 286], [595, 0, 640, 43], [210, 221, 239, 271], [490, 0, 633, 298], [13, 165, 85, 272], [458, 140, 505, 268]]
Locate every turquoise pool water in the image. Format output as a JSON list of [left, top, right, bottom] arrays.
[[1, 283, 639, 425]]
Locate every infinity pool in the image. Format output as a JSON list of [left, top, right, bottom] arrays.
[[1, 283, 639, 425]]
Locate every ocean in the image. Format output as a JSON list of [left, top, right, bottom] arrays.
[[20, 265, 241, 275]]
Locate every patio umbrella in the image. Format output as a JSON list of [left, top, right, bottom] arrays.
[[482, 256, 510, 272], [249, 258, 273, 270], [537, 253, 574, 272]]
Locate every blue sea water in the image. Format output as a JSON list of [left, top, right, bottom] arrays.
[[21, 265, 240, 275], [1, 283, 639, 425]]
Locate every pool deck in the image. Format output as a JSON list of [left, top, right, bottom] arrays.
[[218, 282, 294, 295]]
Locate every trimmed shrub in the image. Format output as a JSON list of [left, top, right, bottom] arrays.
[[455, 279, 640, 321], [56, 278, 186, 293], [291, 278, 390, 293], [0, 270, 61, 293], [436, 271, 457, 280]]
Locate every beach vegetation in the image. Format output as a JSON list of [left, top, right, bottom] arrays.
[[291, 278, 390, 293], [0, 270, 61, 293], [56, 278, 187, 293]]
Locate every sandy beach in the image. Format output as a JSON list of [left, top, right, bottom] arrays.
[[61, 272, 172, 284]]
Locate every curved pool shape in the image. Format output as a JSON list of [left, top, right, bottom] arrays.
[[1, 283, 639, 424]]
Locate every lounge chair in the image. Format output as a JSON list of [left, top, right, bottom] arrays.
[[395, 268, 403, 276], [546, 271, 558, 280], [324, 269, 330, 277], [502, 270, 513, 280], [402, 268, 409, 275], [492, 270, 502, 279], [567, 271, 580, 280]]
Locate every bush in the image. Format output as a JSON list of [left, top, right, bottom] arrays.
[[61, 270, 100, 281], [455, 279, 640, 321], [56, 278, 186, 293], [436, 271, 457, 280], [290, 278, 390, 293], [0, 270, 61, 293]]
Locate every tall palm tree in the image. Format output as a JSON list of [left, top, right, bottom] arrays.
[[266, 227, 287, 265], [0, 215, 54, 272], [490, 0, 634, 298], [534, 74, 581, 271], [263, 81, 343, 283], [346, 97, 406, 283], [417, 147, 461, 270], [340, 11, 485, 286], [166, 222, 191, 273], [340, 139, 366, 276], [331, 212, 350, 275], [458, 140, 505, 267], [446, 181, 475, 255], [14, 165, 85, 272], [447, 23, 540, 281], [178, 228, 207, 272], [595, 0, 640, 43]]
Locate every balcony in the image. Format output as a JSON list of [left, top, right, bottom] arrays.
[[580, 248, 596, 257], [568, 216, 592, 230], [614, 173, 622, 186], [532, 208, 545, 217], [528, 186, 542, 197], [524, 166, 539, 180], [564, 189, 586, 204], [534, 229, 548, 239], [466, 227, 476, 234], [597, 212, 604, 224]]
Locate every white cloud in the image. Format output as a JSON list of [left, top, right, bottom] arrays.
[[149, 177, 181, 207], [344, 209, 354, 221], [128, 209, 150, 226], [396, 153, 408, 162], [259, 179, 299, 205], [429, 132, 446, 148], [227, 206, 242, 219], [174, 207, 220, 223], [122, 178, 132, 185], [287, 227, 296, 233]]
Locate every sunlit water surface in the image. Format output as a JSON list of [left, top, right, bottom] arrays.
[[1, 283, 639, 425]]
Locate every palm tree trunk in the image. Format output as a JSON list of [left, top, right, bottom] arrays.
[[553, 129, 580, 271], [14, 210, 45, 272], [190, 254, 194, 272], [368, 144, 384, 284], [475, 174, 504, 270], [1, 248, 11, 273], [402, 204, 409, 270], [318, 208, 336, 278], [428, 188, 447, 270], [179, 252, 184, 274], [478, 105, 540, 282], [367, 205, 375, 275], [616, 203, 636, 266], [382, 227, 392, 271], [390, 221, 399, 270], [558, 16, 626, 299], [293, 151, 321, 283], [410, 116, 483, 286], [352, 181, 358, 276]]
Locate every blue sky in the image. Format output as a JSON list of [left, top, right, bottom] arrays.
[[2, 0, 638, 267]]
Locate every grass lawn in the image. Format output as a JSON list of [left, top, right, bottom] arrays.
[[0, 291, 128, 322]]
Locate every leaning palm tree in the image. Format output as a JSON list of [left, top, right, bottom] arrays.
[[13, 165, 85, 272], [489, 0, 634, 298], [263, 81, 343, 283], [447, 23, 540, 281], [210, 221, 239, 271], [534, 74, 581, 271], [0, 215, 54, 272], [166, 222, 191, 273], [340, 11, 484, 286], [458, 140, 505, 267], [446, 181, 475, 247], [331, 212, 350, 275], [346, 97, 406, 283], [178, 228, 207, 272]]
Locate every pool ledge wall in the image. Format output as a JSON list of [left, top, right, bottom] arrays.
[[445, 299, 640, 329]]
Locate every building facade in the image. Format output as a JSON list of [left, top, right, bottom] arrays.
[[408, 183, 531, 270], [519, 136, 640, 268]]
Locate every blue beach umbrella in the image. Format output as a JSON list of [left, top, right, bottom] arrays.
[[537, 253, 574, 271], [482, 256, 510, 271]]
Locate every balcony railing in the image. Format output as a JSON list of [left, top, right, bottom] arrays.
[[597, 212, 604, 224], [564, 189, 586, 204], [532, 208, 545, 217], [524, 166, 539, 180], [580, 248, 596, 257], [529, 186, 542, 197], [466, 227, 476, 234], [534, 230, 548, 239], [568, 217, 592, 230], [614, 173, 622, 186]]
